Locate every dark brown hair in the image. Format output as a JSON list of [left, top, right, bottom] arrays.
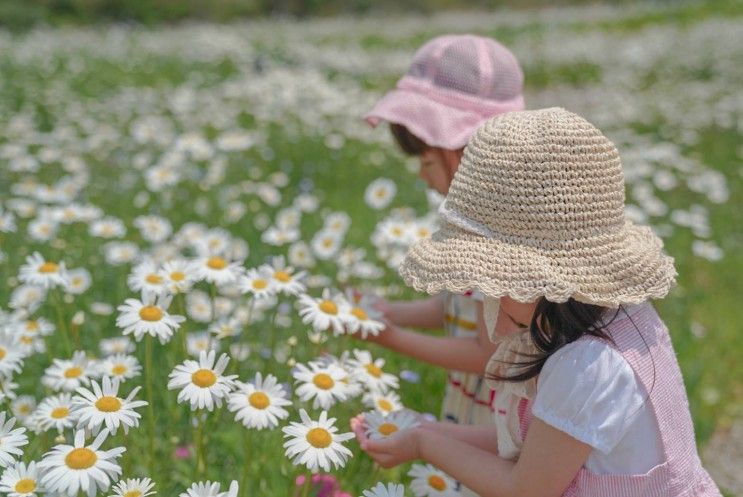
[[390, 123, 428, 156], [489, 297, 622, 383]]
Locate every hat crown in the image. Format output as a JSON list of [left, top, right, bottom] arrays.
[[407, 34, 524, 103], [447, 108, 626, 246]]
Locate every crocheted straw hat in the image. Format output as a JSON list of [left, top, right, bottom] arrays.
[[399, 107, 677, 307], [365, 34, 524, 150]]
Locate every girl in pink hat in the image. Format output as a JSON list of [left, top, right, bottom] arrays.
[[363, 34, 525, 433]]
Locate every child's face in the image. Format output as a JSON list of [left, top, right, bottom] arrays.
[[417, 148, 461, 195]]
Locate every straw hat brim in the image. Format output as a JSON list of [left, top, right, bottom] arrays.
[[398, 219, 677, 308]]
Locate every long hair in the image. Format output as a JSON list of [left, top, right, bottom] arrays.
[[489, 297, 622, 383], [390, 123, 428, 156]]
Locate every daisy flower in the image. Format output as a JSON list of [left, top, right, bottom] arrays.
[[186, 332, 217, 358], [237, 267, 276, 300], [159, 259, 199, 294], [363, 391, 404, 416], [228, 372, 291, 430], [19, 318, 54, 337], [109, 477, 156, 497], [298, 290, 346, 335], [323, 212, 351, 235], [89, 217, 126, 239], [311, 231, 342, 261], [362, 482, 406, 497], [99, 337, 135, 356], [116, 291, 185, 344], [364, 178, 397, 210], [103, 242, 139, 266], [65, 268, 92, 295], [27, 219, 58, 243], [349, 350, 399, 393], [208, 317, 242, 340], [0, 335, 25, 379], [42, 351, 93, 392], [33, 393, 79, 434], [18, 252, 68, 290], [0, 461, 42, 497], [282, 409, 354, 472], [340, 299, 385, 339], [364, 410, 419, 440], [167, 351, 237, 411], [10, 396, 36, 425], [293, 362, 349, 410], [0, 413, 28, 468], [133, 215, 172, 243], [192, 229, 232, 258], [73, 377, 148, 435], [179, 480, 237, 497], [288, 241, 315, 268], [39, 429, 124, 497], [194, 254, 244, 287], [8, 285, 46, 313], [408, 464, 459, 497], [127, 260, 166, 296], [263, 256, 306, 296], [99, 354, 141, 382]]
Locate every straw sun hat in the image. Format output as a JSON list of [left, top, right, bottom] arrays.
[[399, 107, 677, 308]]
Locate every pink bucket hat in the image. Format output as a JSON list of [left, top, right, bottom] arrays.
[[365, 34, 525, 150]]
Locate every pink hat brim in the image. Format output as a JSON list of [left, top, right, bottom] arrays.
[[365, 76, 525, 150]]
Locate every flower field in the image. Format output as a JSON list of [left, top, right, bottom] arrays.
[[0, 2, 741, 496]]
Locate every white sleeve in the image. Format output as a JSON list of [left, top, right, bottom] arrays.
[[532, 340, 646, 455]]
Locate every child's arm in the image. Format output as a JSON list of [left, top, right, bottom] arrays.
[[359, 418, 592, 497], [366, 300, 497, 374], [375, 293, 446, 329]]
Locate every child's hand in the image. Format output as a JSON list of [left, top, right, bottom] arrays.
[[351, 413, 422, 468]]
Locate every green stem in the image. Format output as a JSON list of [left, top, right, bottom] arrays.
[[144, 335, 156, 475], [195, 414, 206, 477], [51, 288, 71, 355], [241, 428, 251, 493], [300, 472, 313, 497]]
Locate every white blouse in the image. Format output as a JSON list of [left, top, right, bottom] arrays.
[[532, 339, 665, 475]]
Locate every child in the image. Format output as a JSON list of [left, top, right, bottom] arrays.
[[363, 34, 525, 432], [354, 108, 722, 497]]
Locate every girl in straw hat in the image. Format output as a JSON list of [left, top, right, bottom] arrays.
[[362, 35, 526, 441], [353, 108, 722, 497]]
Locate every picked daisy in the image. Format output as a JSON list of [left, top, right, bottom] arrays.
[[42, 351, 93, 392], [237, 267, 276, 299], [293, 362, 349, 410], [18, 252, 68, 289], [167, 351, 237, 411], [362, 482, 406, 497], [0, 461, 42, 497], [33, 393, 79, 434], [228, 372, 291, 430], [109, 477, 156, 497], [408, 464, 459, 497], [73, 377, 147, 435], [349, 350, 399, 393], [364, 410, 419, 440], [282, 409, 354, 472], [39, 429, 124, 497], [363, 391, 404, 416], [0, 412, 28, 468], [116, 291, 185, 344], [298, 290, 346, 335]]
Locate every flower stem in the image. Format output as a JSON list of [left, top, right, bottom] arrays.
[[51, 288, 71, 355], [300, 473, 313, 497], [144, 335, 156, 475]]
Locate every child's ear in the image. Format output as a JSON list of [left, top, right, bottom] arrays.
[[441, 149, 464, 172]]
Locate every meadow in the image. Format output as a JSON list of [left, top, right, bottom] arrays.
[[0, 2, 741, 496]]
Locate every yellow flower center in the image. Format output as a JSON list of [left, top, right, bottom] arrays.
[[51, 407, 69, 419], [312, 373, 335, 390], [95, 396, 122, 412], [248, 391, 270, 409], [207, 256, 227, 270], [20, 336, 33, 345], [318, 300, 337, 315], [0, 347, 5, 360], [274, 270, 291, 282], [19, 405, 32, 415], [192, 369, 217, 388], [139, 305, 163, 322], [64, 367, 82, 378], [112, 364, 128, 376], [378, 423, 399, 436], [391, 227, 403, 236], [252, 279, 268, 290], [65, 447, 97, 470], [26, 320, 39, 332], [375, 189, 387, 198], [146, 274, 163, 284], [377, 399, 394, 412], [14, 479, 36, 493], [171, 271, 186, 281], [306, 427, 332, 449], [124, 491, 143, 497], [350, 307, 368, 321], [428, 475, 447, 491], [39, 261, 59, 273], [365, 363, 383, 378], [418, 228, 430, 237]]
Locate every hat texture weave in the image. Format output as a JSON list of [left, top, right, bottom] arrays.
[[399, 107, 677, 307]]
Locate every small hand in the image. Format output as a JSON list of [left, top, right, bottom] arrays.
[[352, 413, 422, 468]]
